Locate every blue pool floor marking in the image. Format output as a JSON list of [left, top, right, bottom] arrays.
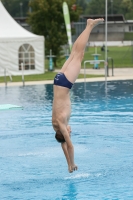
[[0, 104, 23, 111]]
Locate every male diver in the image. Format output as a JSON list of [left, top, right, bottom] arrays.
[[52, 18, 104, 173]]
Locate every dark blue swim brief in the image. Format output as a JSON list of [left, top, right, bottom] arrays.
[[54, 72, 73, 89]]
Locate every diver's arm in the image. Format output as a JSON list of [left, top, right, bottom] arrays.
[[61, 142, 72, 173], [59, 123, 78, 172]]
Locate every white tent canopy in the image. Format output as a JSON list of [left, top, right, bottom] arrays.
[[0, 1, 45, 77]]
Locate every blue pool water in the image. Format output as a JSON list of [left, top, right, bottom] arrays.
[[0, 80, 133, 200]]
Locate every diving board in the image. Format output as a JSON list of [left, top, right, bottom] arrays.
[[0, 104, 23, 111]]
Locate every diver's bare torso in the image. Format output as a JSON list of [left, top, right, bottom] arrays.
[[52, 85, 71, 131]]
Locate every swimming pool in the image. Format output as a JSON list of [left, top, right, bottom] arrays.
[[0, 80, 133, 200]]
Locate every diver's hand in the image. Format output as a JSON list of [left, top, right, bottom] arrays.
[[68, 164, 78, 173]]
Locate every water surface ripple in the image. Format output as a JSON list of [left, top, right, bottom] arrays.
[[0, 80, 133, 199]]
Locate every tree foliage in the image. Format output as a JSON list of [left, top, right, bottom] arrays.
[[27, 0, 82, 67], [2, 0, 133, 19], [84, 0, 133, 19], [1, 0, 29, 17], [76, 0, 88, 14]]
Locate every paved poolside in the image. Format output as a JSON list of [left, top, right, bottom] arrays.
[[0, 68, 133, 87]]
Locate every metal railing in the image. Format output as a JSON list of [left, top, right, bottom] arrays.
[[84, 60, 107, 91], [1, 63, 25, 87], [3, 68, 12, 87], [21, 63, 25, 87], [107, 57, 114, 76]]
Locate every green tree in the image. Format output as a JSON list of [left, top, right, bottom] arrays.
[[28, 0, 82, 67], [85, 0, 133, 19], [85, 0, 105, 15], [1, 0, 29, 17], [121, 0, 133, 19], [76, 0, 88, 14]]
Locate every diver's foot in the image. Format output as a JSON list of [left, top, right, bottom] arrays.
[[87, 18, 104, 28]]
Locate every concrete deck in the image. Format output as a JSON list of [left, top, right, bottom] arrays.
[[0, 68, 132, 87]]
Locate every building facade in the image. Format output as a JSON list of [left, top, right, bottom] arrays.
[[14, 15, 133, 44], [72, 15, 133, 43]]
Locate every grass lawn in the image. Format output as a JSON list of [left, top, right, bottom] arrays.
[[0, 71, 104, 83], [82, 46, 133, 68], [0, 46, 132, 83], [47, 46, 133, 69]]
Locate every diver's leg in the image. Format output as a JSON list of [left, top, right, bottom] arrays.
[[63, 18, 104, 83]]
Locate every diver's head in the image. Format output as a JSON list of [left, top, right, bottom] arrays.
[[55, 130, 65, 143]]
